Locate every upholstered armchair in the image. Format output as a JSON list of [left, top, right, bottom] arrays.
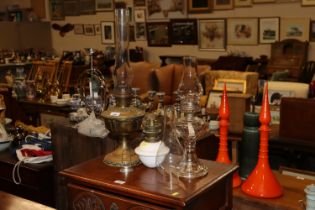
[[154, 64, 210, 104]]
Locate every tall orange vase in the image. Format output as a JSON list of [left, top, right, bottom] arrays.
[[216, 84, 242, 188], [241, 82, 283, 198]]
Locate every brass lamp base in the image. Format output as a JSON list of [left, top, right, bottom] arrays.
[[103, 145, 140, 168]]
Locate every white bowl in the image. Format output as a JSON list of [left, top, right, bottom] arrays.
[[135, 141, 170, 168], [209, 120, 219, 130]]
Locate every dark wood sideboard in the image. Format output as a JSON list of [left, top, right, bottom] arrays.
[[60, 156, 238, 210]]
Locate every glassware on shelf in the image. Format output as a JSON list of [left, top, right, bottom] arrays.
[[157, 105, 184, 190], [175, 56, 208, 179], [155, 92, 165, 115], [25, 80, 36, 100]]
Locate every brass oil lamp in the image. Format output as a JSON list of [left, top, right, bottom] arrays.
[[101, 8, 145, 173]]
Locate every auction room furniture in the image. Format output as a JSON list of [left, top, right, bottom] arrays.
[[0, 149, 54, 207], [266, 39, 308, 80], [60, 156, 237, 210], [0, 190, 55, 210]]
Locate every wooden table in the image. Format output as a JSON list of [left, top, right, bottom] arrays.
[[233, 172, 313, 210], [0, 149, 54, 207], [60, 156, 238, 210], [0, 190, 55, 210]]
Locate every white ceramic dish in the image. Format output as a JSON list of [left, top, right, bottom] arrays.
[[55, 98, 70, 105]]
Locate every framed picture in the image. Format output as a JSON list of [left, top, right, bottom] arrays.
[[135, 22, 147, 40], [134, 0, 146, 6], [198, 19, 226, 51], [276, 0, 299, 3], [94, 24, 101, 35], [213, 79, 247, 93], [128, 6, 134, 22], [101, 21, 115, 44], [50, 0, 65, 20], [206, 91, 222, 109], [213, 0, 234, 10], [146, 22, 171, 47], [134, 9, 146, 22], [310, 21, 315, 42], [227, 17, 258, 45], [234, 0, 252, 7], [280, 17, 310, 41], [187, 0, 213, 13], [259, 17, 280, 44], [146, 0, 187, 19], [301, 0, 315, 5], [170, 19, 198, 45], [74, 24, 84, 34], [253, 0, 275, 3], [84, 24, 95, 36], [95, 0, 114, 11]]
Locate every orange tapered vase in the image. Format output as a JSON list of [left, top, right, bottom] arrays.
[[216, 84, 242, 188], [241, 82, 283, 198]]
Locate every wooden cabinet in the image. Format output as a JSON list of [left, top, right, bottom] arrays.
[[60, 156, 237, 210], [266, 39, 308, 79]]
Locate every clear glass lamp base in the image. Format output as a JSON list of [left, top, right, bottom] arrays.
[[174, 153, 208, 179]]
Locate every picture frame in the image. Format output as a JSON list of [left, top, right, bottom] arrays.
[[84, 24, 95, 36], [134, 9, 146, 22], [234, 0, 252, 7], [94, 24, 101, 35], [170, 19, 198, 45], [187, 0, 213, 13], [206, 91, 222, 109], [101, 21, 115, 44], [227, 17, 258, 45], [146, 22, 171, 47], [74, 24, 84, 34], [146, 0, 187, 19], [135, 22, 147, 40], [280, 17, 310, 41], [276, 0, 299, 3], [259, 17, 280, 44], [128, 6, 134, 22], [253, 0, 275, 3], [95, 0, 114, 11], [213, 0, 234, 10], [213, 79, 247, 93], [310, 20, 315, 42], [50, 0, 65, 20], [301, 0, 315, 5], [198, 19, 226, 51], [134, 0, 146, 7]]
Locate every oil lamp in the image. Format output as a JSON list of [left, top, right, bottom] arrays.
[[101, 8, 145, 173], [174, 56, 208, 179]]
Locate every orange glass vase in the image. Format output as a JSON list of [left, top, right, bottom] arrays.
[[241, 82, 283, 198], [216, 84, 242, 188]]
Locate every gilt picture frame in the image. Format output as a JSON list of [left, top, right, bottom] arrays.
[[84, 24, 95, 36], [213, 0, 234, 10], [198, 19, 226, 51], [95, 0, 114, 11], [135, 22, 147, 40], [213, 78, 247, 93], [227, 17, 258, 45], [187, 0, 213, 13], [301, 0, 315, 5]]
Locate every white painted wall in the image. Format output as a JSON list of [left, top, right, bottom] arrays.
[[1, 1, 315, 64]]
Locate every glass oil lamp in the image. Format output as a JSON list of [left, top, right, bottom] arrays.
[[175, 56, 208, 179], [101, 8, 145, 173]]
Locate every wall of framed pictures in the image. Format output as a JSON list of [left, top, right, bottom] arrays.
[[5, 0, 315, 64]]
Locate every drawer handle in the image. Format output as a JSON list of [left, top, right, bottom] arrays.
[[73, 192, 105, 210]]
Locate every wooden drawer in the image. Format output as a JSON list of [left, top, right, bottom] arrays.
[[67, 183, 171, 210]]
